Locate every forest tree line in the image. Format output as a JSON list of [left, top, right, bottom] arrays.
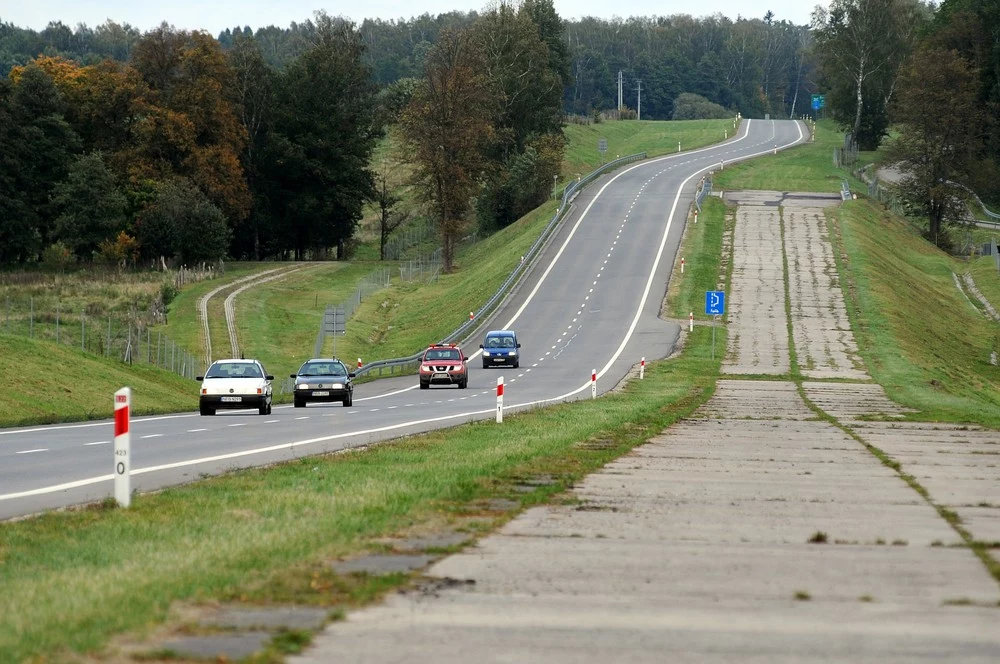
[[0, 0, 997, 266]]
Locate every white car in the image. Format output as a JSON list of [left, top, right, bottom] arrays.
[[197, 359, 274, 416]]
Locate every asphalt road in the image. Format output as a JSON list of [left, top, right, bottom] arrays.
[[0, 119, 807, 520]]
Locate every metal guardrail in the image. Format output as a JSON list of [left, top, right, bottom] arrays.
[[947, 180, 1000, 226], [354, 152, 648, 378], [694, 176, 712, 211]]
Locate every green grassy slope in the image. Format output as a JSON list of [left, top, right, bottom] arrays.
[[0, 333, 196, 426]]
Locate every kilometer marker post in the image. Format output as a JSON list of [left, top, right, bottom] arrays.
[[496, 376, 504, 423], [113, 387, 131, 508]]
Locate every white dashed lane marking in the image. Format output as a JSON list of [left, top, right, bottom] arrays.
[[187, 428, 208, 433], [141, 434, 163, 439], [84, 441, 110, 446], [16, 449, 47, 454]]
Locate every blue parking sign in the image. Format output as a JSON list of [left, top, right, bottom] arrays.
[[705, 291, 725, 315]]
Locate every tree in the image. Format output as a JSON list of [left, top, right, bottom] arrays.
[[885, 46, 984, 247], [401, 28, 493, 272], [813, 0, 926, 149], [51, 152, 128, 259], [259, 14, 381, 260], [130, 26, 250, 225], [672, 92, 731, 119], [135, 179, 230, 263], [228, 33, 275, 259], [8, 63, 81, 251], [373, 160, 410, 260]]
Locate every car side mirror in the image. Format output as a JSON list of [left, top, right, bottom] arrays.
[[479, 344, 484, 349], [348, 372, 356, 378], [289, 374, 297, 379], [516, 343, 521, 348], [196, 376, 204, 381], [265, 375, 275, 381]]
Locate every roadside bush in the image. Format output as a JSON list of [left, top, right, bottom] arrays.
[[41, 241, 76, 270], [672, 93, 731, 120]]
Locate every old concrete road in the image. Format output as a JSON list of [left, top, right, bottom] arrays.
[[291, 195, 1000, 663]]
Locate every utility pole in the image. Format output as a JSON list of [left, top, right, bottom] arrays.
[[617, 71, 623, 111], [636, 80, 642, 121]]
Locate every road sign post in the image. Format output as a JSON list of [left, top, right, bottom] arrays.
[[705, 291, 726, 360], [113, 387, 131, 508]]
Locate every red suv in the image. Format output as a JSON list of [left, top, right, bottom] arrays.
[[419, 344, 468, 389]]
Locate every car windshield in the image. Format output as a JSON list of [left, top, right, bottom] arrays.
[[425, 348, 460, 361], [205, 362, 263, 379], [299, 362, 347, 377], [487, 335, 515, 348]]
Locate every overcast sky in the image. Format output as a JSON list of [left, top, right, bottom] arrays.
[[3, 1, 827, 35]]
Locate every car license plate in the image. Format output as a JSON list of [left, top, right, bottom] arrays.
[[493, 358, 504, 362], [434, 372, 448, 378], [221, 396, 242, 402], [312, 391, 329, 396]]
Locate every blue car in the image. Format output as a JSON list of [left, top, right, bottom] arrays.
[[480, 330, 521, 368]]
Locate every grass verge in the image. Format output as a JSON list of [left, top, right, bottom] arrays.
[[562, 119, 734, 181], [0, 326, 719, 662], [828, 199, 1000, 426], [713, 119, 853, 194]]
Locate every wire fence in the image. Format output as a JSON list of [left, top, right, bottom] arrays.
[[1, 296, 201, 379]]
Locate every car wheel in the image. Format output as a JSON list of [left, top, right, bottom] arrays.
[[200, 406, 215, 416], [514, 360, 519, 369], [259, 403, 268, 415], [266, 403, 272, 415], [460, 378, 468, 389], [343, 391, 353, 407], [419, 380, 429, 389], [483, 361, 489, 369], [294, 399, 305, 408]]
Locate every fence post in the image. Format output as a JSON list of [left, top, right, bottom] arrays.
[[107, 314, 112, 357], [56, 302, 60, 344], [171, 341, 176, 372], [82, 312, 86, 351], [147, 328, 151, 364], [29, 297, 33, 338], [157, 331, 162, 367]]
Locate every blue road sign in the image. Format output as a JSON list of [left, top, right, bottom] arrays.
[[705, 291, 725, 315]]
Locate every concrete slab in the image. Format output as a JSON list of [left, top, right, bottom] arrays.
[[803, 381, 913, 419], [156, 632, 272, 661], [333, 554, 436, 575], [198, 605, 330, 631], [784, 207, 869, 380], [723, 208, 789, 375]]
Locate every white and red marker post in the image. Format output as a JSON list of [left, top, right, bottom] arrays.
[[113, 387, 131, 508], [681, 257, 685, 274], [694, 209, 699, 224], [689, 312, 694, 332], [357, 357, 362, 369], [469, 311, 475, 321], [591, 369, 597, 399], [640, 357, 645, 380], [496, 376, 504, 423]]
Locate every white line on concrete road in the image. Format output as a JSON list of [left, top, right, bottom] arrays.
[[84, 441, 110, 446], [15, 449, 47, 454]]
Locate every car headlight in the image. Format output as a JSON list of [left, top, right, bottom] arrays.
[[297, 383, 309, 389], [483, 351, 490, 356], [421, 364, 432, 372], [331, 383, 343, 389], [508, 351, 516, 356]]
